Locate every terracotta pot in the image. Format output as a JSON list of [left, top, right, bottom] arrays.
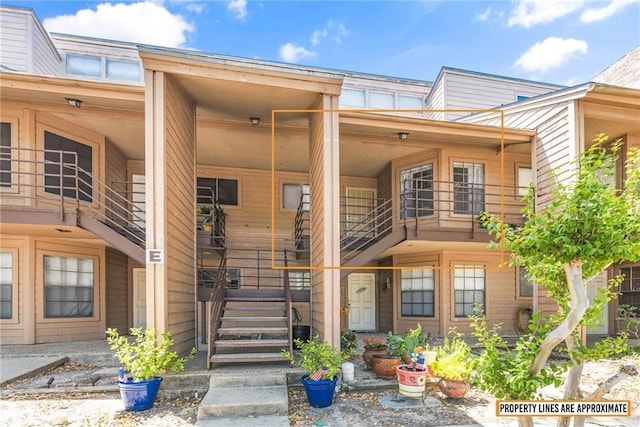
[[371, 354, 401, 378], [396, 364, 428, 398], [362, 346, 387, 369], [438, 378, 470, 399]]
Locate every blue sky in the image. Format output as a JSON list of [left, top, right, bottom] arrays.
[[8, 1, 640, 86]]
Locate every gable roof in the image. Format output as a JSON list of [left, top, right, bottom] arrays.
[[592, 45, 640, 90]]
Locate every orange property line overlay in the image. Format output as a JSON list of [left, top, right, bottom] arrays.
[[270, 108, 507, 271]]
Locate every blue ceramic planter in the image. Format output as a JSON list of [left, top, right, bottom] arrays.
[[301, 374, 338, 408], [118, 376, 162, 411]]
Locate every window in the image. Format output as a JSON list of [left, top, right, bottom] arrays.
[[369, 90, 394, 109], [398, 95, 423, 110], [453, 162, 484, 214], [283, 183, 309, 210], [516, 95, 530, 102], [401, 268, 435, 317], [518, 167, 533, 196], [519, 266, 534, 298], [400, 164, 433, 219], [106, 59, 140, 82], [131, 174, 146, 228], [0, 253, 12, 319], [289, 270, 311, 290], [619, 266, 640, 308], [0, 122, 11, 188], [44, 131, 93, 202], [454, 265, 485, 317], [197, 177, 238, 206], [66, 54, 101, 77], [340, 88, 366, 107], [44, 255, 94, 318]]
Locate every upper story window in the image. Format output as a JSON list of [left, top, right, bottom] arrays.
[[516, 95, 530, 102], [339, 87, 424, 113], [453, 162, 484, 214], [44, 131, 93, 203], [65, 53, 142, 83], [1, 122, 12, 188], [400, 163, 433, 219], [197, 177, 238, 206], [283, 183, 309, 210]]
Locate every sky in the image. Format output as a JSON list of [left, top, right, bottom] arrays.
[[7, 0, 640, 86]]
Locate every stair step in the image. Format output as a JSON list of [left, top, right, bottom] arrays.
[[220, 316, 286, 322], [209, 372, 287, 388], [223, 306, 285, 311], [217, 327, 288, 335], [225, 296, 286, 302], [214, 339, 289, 348], [209, 352, 288, 363], [197, 384, 288, 418]]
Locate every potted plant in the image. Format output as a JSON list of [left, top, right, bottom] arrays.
[[282, 335, 348, 408], [395, 324, 437, 399], [199, 206, 213, 233], [616, 304, 640, 340], [106, 327, 196, 411], [340, 329, 358, 359], [361, 336, 387, 369], [371, 332, 403, 378], [430, 332, 475, 399]]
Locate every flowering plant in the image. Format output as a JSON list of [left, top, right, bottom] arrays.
[[363, 336, 386, 349]]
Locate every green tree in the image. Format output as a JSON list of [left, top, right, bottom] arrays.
[[477, 135, 640, 427]]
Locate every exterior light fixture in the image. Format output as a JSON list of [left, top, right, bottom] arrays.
[[250, 117, 260, 126], [65, 98, 82, 108], [397, 132, 409, 140]]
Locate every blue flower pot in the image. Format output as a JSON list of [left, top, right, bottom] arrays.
[[118, 376, 162, 411], [301, 374, 338, 408]]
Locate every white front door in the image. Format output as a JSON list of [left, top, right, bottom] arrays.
[[133, 268, 146, 329], [348, 273, 376, 331], [587, 271, 608, 335]]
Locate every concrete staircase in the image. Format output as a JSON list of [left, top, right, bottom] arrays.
[[196, 371, 290, 426]]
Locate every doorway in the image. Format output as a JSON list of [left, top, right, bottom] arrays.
[[132, 268, 146, 329], [348, 273, 376, 331]]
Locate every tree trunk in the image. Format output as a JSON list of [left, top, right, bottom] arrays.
[[529, 262, 588, 376], [518, 415, 534, 427]]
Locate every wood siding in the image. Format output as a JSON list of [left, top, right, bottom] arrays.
[[30, 15, 60, 76], [436, 71, 561, 120], [377, 257, 394, 333], [0, 10, 29, 72], [0, 237, 27, 343], [105, 247, 129, 331], [163, 75, 196, 354], [425, 78, 445, 120]]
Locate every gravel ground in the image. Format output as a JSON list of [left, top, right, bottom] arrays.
[[1, 355, 639, 426]]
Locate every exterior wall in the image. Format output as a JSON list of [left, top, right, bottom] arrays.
[[105, 247, 129, 331], [163, 75, 196, 354], [425, 78, 445, 120], [377, 257, 394, 333], [393, 250, 523, 337], [428, 69, 563, 121], [0, 236, 27, 344], [0, 7, 60, 75]]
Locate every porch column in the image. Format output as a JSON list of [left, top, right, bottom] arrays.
[[308, 94, 341, 346], [144, 70, 197, 354]]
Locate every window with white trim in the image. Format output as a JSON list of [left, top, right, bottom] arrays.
[[44, 255, 94, 318], [400, 163, 433, 219], [1, 122, 12, 188], [401, 268, 435, 317], [0, 253, 13, 319], [519, 266, 534, 298], [454, 265, 485, 317], [453, 162, 484, 214], [283, 183, 309, 211], [619, 266, 640, 309], [518, 167, 532, 197]]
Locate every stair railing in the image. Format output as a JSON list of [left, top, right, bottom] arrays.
[[293, 191, 310, 255], [340, 197, 395, 260], [206, 253, 228, 369], [283, 249, 294, 355]]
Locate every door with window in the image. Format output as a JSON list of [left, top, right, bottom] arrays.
[[453, 162, 484, 214], [133, 268, 146, 329], [348, 273, 376, 331], [400, 164, 434, 219], [344, 187, 377, 239]]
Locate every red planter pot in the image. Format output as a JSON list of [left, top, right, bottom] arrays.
[[438, 378, 470, 399], [362, 346, 388, 369], [371, 354, 401, 378]]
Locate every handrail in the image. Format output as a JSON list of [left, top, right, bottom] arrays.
[[340, 198, 395, 258], [283, 249, 293, 355], [196, 185, 226, 249], [1, 146, 146, 248], [293, 194, 310, 254], [206, 253, 228, 368]]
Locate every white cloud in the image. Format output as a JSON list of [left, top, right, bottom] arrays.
[[310, 21, 349, 46], [42, 1, 194, 47], [580, 0, 637, 23], [227, 0, 247, 20], [508, 0, 585, 28], [477, 7, 492, 21], [186, 3, 206, 14], [515, 37, 588, 74], [278, 43, 316, 63]]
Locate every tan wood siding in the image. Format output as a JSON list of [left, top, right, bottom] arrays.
[[30, 17, 60, 76], [163, 75, 196, 354], [377, 257, 394, 333], [105, 247, 129, 331], [309, 106, 325, 338]]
